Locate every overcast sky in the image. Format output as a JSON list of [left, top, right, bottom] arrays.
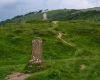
[[0, 0, 100, 22]]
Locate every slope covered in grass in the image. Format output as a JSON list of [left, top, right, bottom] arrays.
[[52, 10, 100, 22], [0, 20, 75, 79], [0, 9, 72, 26], [54, 20, 100, 55], [0, 20, 100, 80], [26, 57, 100, 80], [20, 9, 71, 22]]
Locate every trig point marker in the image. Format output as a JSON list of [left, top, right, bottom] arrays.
[[29, 37, 43, 64], [42, 13, 50, 21], [43, 13, 47, 20]]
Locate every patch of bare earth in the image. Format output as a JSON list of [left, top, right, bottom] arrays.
[[52, 21, 58, 24], [80, 64, 90, 70], [5, 72, 31, 80], [58, 32, 62, 39]]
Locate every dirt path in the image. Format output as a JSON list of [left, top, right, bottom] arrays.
[[51, 21, 74, 46], [52, 21, 58, 24], [5, 72, 31, 80], [58, 32, 74, 46], [48, 21, 58, 33]]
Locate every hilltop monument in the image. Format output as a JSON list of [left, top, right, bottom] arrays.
[[42, 13, 50, 21], [43, 13, 47, 19]]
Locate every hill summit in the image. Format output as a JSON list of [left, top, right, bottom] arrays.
[[1, 7, 100, 26]]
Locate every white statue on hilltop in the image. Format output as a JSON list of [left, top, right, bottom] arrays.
[[43, 13, 47, 19]]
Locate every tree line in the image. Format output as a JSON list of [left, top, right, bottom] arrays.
[[49, 10, 100, 22]]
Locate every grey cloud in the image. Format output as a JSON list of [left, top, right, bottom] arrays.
[[2, 2, 24, 10]]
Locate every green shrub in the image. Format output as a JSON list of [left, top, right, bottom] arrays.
[[23, 62, 52, 73], [13, 30, 23, 33], [93, 33, 100, 43], [74, 28, 99, 35], [26, 20, 51, 24], [6, 34, 15, 38], [74, 49, 93, 57]]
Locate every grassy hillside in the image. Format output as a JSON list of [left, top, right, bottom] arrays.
[[50, 10, 100, 22], [1, 7, 100, 26], [12, 7, 100, 22], [16, 7, 100, 22], [48, 10, 82, 21], [20, 9, 71, 22], [0, 20, 100, 80]]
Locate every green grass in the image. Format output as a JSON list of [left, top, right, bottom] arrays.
[[55, 20, 100, 54], [25, 57, 100, 80], [0, 20, 100, 80]]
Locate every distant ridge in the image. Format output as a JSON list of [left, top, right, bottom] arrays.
[[80, 7, 100, 11], [0, 7, 100, 26]]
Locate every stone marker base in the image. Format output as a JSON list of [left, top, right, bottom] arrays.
[[42, 19, 51, 22], [29, 59, 45, 64]]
